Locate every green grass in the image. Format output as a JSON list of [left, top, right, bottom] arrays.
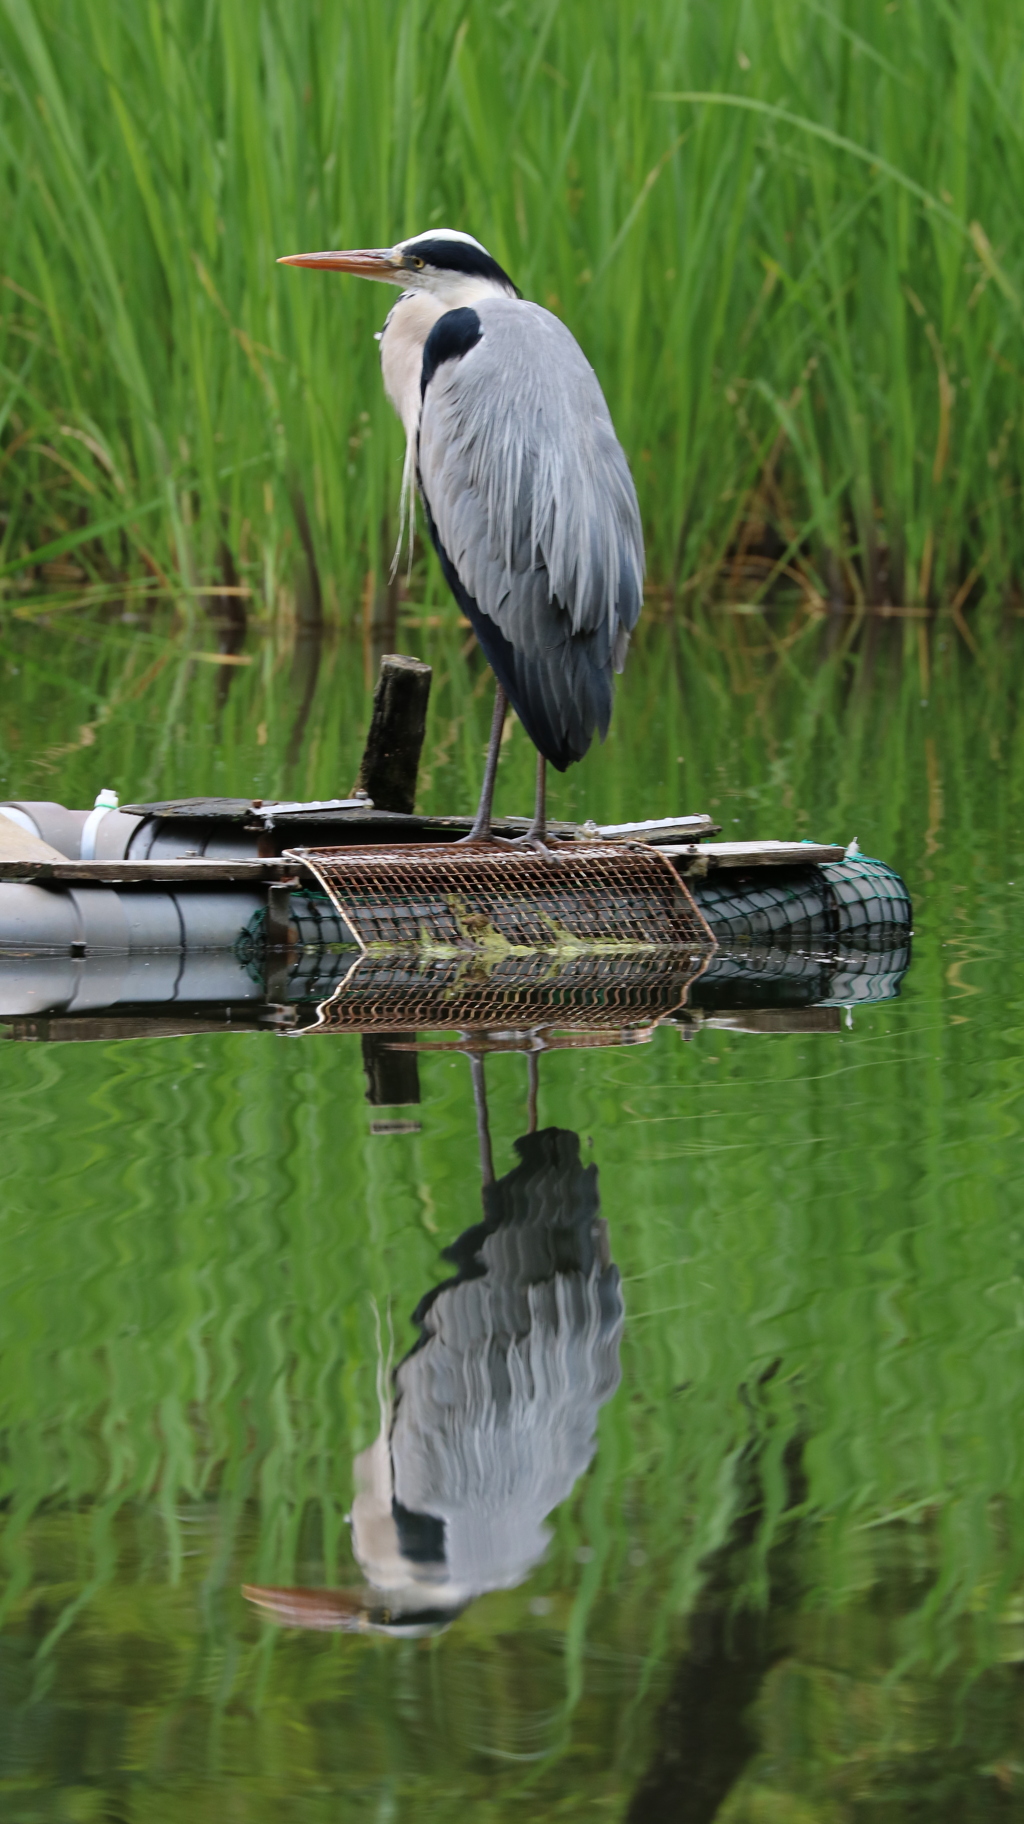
[[1, 0, 1023, 623]]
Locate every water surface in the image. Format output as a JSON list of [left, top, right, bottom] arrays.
[[1, 609, 1022, 1820]]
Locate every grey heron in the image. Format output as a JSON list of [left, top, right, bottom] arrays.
[[278, 230, 644, 843]]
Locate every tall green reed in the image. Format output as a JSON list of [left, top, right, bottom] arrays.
[[1, 0, 1023, 622]]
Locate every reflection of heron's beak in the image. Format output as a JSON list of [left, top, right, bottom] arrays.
[[243, 1582, 466, 1638], [243, 1584, 369, 1630], [276, 248, 401, 279]]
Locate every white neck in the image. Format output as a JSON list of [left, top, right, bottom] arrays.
[[377, 282, 508, 577], [376, 293, 445, 580], [378, 292, 447, 435]]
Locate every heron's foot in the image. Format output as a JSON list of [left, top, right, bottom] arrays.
[[507, 828, 569, 856], [454, 829, 516, 848]]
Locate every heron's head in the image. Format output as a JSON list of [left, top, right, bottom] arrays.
[[278, 229, 520, 308]]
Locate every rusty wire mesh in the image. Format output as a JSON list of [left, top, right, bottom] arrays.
[[284, 842, 712, 952], [303, 946, 708, 1039]]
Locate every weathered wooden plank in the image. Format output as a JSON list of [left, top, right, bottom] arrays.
[[121, 803, 582, 838], [251, 798, 369, 821], [328, 810, 581, 837], [0, 812, 67, 863], [0, 857, 297, 883], [0, 838, 848, 883], [117, 801, 719, 841], [595, 815, 717, 842], [119, 797, 272, 819], [119, 796, 369, 822], [665, 840, 845, 872]]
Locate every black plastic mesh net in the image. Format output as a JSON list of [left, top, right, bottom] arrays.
[[693, 854, 911, 948], [284, 842, 712, 952], [304, 947, 707, 1039], [691, 938, 911, 1010]]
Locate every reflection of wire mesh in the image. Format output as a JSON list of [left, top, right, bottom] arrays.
[[273, 934, 909, 1020], [284, 843, 711, 952], [306, 948, 706, 1037], [693, 855, 910, 949]]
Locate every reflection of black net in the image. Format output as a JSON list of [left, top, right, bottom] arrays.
[[306, 947, 707, 1037], [695, 855, 911, 948], [691, 940, 912, 1010], [285, 842, 712, 951]]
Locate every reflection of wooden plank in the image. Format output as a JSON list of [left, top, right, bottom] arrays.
[[667, 840, 845, 871], [1, 1009, 267, 1043], [702, 1008, 843, 1034], [0, 812, 66, 863]]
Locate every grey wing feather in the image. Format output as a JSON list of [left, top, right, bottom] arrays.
[[418, 298, 644, 768]]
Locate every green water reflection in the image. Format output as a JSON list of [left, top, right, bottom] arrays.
[[1, 611, 1024, 1818]]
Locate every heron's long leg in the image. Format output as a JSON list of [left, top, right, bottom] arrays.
[[469, 1054, 494, 1189], [459, 682, 507, 843], [510, 752, 558, 850], [529, 754, 547, 844], [526, 1051, 539, 1134]]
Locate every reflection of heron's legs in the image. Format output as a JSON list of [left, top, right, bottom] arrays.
[[470, 1054, 494, 1187], [527, 1051, 540, 1134], [459, 683, 508, 844]]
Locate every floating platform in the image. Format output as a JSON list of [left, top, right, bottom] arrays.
[[0, 655, 911, 1046]]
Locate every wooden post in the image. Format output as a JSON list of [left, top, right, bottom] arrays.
[[361, 1035, 421, 1106], [265, 879, 298, 948], [354, 654, 432, 814]]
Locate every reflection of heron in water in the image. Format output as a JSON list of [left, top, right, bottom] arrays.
[[245, 1053, 623, 1636]]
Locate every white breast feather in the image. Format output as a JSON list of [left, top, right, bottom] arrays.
[[379, 292, 446, 575]]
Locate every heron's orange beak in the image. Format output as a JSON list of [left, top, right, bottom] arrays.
[[277, 248, 401, 279]]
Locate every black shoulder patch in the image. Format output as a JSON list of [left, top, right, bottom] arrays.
[[391, 1497, 446, 1566], [421, 307, 483, 398]]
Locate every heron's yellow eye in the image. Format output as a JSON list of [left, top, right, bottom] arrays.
[[408, 255, 425, 270]]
